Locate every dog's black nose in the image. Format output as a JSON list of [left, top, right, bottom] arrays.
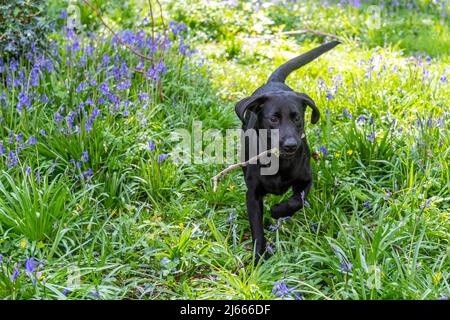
[[282, 138, 298, 153]]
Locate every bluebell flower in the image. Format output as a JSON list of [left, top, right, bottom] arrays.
[[178, 39, 189, 56], [66, 112, 76, 130], [83, 168, 93, 180], [102, 54, 109, 66], [30, 67, 40, 87], [25, 257, 36, 273], [343, 107, 352, 119], [17, 90, 30, 113], [138, 92, 149, 102], [384, 189, 392, 200], [272, 280, 296, 297], [326, 91, 334, 101], [62, 289, 72, 296], [422, 199, 432, 210], [99, 82, 109, 95], [28, 136, 37, 145], [363, 201, 371, 209], [321, 145, 328, 158], [81, 151, 89, 163], [158, 154, 168, 163], [169, 21, 187, 37], [357, 115, 365, 124], [10, 269, 20, 282], [269, 216, 290, 231], [91, 108, 101, 119], [54, 111, 64, 125], [117, 79, 131, 91], [7, 150, 18, 168], [340, 261, 353, 273], [1, 91, 6, 109], [97, 97, 105, 105], [227, 210, 235, 223], [34, 169, 40, 182], [349, 0, 361, 8], [49, 159, 58, 174], [10, 60, 19, 72]]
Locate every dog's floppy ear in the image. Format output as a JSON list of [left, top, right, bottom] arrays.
[[295, 92, 320, 124], [235, 95, 268, 128]]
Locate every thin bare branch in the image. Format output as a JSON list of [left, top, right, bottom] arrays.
[[81, 0, 154, 62], [154, 0, 167, 29], [211, 148, 279, 192], [147, 0, 155, 43]]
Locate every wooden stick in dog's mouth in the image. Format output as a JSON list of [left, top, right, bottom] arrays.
[[211, 148, 280, 192]]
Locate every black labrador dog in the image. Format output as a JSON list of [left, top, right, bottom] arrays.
[[235, 41, 340, 262]]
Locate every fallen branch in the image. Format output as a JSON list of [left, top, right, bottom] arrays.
[[211, 148, 279, 192], [281, 28, 340, 40]]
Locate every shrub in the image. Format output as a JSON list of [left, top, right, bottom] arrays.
[[0, 0, 52, 60]]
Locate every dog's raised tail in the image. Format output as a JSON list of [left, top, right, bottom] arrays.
[[267, 41, 340, 84]]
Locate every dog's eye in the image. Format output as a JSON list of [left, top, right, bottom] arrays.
[[270, 116, 279, 123], [294, 114, 302, 122]]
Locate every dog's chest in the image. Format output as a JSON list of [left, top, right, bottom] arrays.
[[259, 174, 295, 195]]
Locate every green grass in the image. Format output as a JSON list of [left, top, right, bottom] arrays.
[[0, 0, 448, 300]]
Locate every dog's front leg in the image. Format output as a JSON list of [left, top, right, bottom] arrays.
[[270, 180, 312, 219], [246, 190, 266, 262]]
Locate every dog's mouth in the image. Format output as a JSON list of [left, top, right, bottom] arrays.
[[279, 151, 297, 158]]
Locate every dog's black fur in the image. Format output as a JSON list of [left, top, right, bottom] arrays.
[[235, 41, 340, 262]]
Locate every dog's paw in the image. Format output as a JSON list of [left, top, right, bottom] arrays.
[[270, 202, 290, 219]]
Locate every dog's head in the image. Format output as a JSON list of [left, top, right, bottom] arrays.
[[235, 91, 319, 158]]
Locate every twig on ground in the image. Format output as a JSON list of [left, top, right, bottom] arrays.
[[211, 148, 279, 192]]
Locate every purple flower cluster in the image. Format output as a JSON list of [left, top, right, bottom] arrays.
[[0, 130, 39, 169], [0, 15, 191, 179], [340, 261, 353, 273], [268, 216, 291, 232], [147, 140, 169, 163], [3, 255, 45, 285], [272, 279, 301, 300], [68, 151, 92, 181]]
